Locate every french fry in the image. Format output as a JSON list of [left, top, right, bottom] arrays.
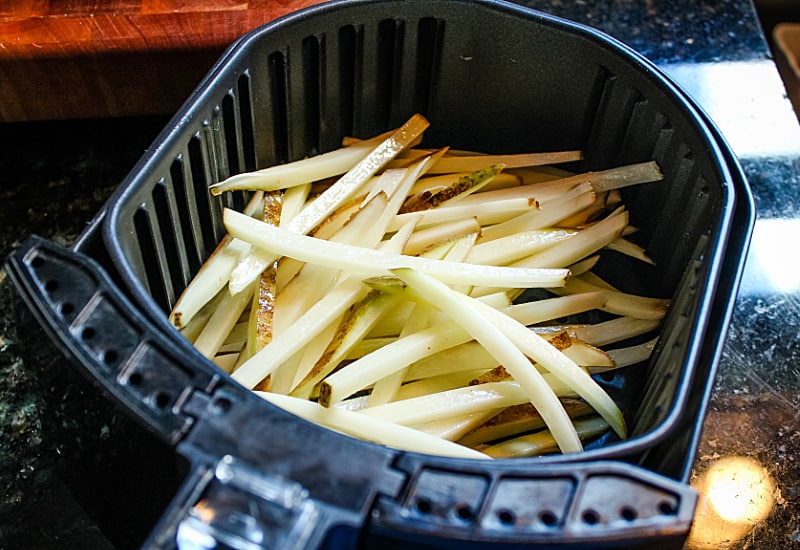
[[257, 391, 490, 460], [381, 268, 584, 454], [400, 164, 505, 212], [209, 128, 396, 194], [228, 114, 430, 295], [481, 416, 611, 458], [457, 399, 595, 447], [419, 150, 582, 174], [168, 191, 265, 329], [223, 209, 570, 289]]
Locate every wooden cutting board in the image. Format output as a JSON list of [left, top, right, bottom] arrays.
[[0, 1, 328, 121]]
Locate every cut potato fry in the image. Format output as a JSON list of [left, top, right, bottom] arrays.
[[224, 209, 570, 289], [228, 114, 430, 295], [257, 392, 489, 459], [481, 416, 611, 458], [458, 399, 595, 447], [380, 268, 583, 454], [389, 196, 538, 232], [418, 150, 582, 174], [169, 191, 265, 329], [209, 128, 395, 194], [400, 164, 505, 212]]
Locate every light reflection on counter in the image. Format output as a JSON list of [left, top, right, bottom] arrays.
[[738, 218, 800, 296], [687, 455, 776, 549], [662, 61, 800, 159]]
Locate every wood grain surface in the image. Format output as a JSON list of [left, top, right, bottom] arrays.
[[0, 1, 328, 121]]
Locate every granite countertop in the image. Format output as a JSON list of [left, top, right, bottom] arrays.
[[1, 0, 798, 548]]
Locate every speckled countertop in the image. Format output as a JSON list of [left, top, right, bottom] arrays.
[[1, 0, 798, 548]]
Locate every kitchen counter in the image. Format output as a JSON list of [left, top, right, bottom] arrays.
[[1, 0, 798, 548]]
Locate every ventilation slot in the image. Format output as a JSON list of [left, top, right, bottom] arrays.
[[614, 100, 671, 169], [337, 24, 360, 137], [651, 126, 676, 173], [219, 92, 247, 213], [628, 129, 687, 228], [647, 154, 703, 291], [268, 51, 290, 164], [662, 174, 714, 291], [584, 75, 643, 168], [134, 207, 169, 312], [188, 135, 217, 258], [375, 18, 405, 130], [152, 181, 184, 305], [221, 92, 241, 177], [237, 73, 257, 172], [302, 35, 322, 155], [170, 157, 201, 276], [634, 234, 708, 438], [574, 65, 613, 170], [414, 17, 445, 116]]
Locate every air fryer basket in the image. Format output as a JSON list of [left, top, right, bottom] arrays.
[[8, 0, 754, 548]]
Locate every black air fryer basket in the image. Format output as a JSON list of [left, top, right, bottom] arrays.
[[8, 0, 754, 548]]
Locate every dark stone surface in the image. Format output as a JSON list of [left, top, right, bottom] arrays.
[[0, 117, 175, 549]]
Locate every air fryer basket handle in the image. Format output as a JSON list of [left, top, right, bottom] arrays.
[[6, 236, 374, 549], [6, 235, 213, 443], [365, 457, 698, 549]]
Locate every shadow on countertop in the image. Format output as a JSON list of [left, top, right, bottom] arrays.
[[0, 116, 179, 549]]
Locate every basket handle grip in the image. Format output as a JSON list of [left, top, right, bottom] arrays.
[[368, 458, 699, 548], [6, 235, 215, 443], [7, 235, 378, 548]]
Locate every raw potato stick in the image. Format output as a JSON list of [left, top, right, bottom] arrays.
[[209, 128, 395, 194], [477, 181, 595, 242], [366, 237, 467, 406], [247, 191, 283, 356], [325, 291, 607, 401], [257, 391, 489, 459], [548, 276, 669, 320], [381, 268, 583, 454], [481, 416, 611, 458], [467, 297, 626, 439], [402, 218, 481, 256], [400, 164, 505, 212], [289, 221, 419, 395], [271, 192, 389, 337], [223, 208, 570, 289], [228, 114, 430, 295], [457, 399, 595, 447], [388, 196, 539, 232], [169, 191, 265, 329], [420, 150, 582, 174]]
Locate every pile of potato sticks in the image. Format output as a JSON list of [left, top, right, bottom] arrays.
[[169, 114, 667, 460]]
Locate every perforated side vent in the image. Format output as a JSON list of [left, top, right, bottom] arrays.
[[582, 71, 720, 292], [632, 235, 710, 438], [259, 17, 445, 161], [131, 75, 254, 313]]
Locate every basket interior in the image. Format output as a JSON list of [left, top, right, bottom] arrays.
[[104, 0, 732, 461]]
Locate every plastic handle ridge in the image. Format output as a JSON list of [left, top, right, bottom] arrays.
[[6, 235, 214, 443]]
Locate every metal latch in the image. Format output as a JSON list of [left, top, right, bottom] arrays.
[[176, 456, 318, 550]]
